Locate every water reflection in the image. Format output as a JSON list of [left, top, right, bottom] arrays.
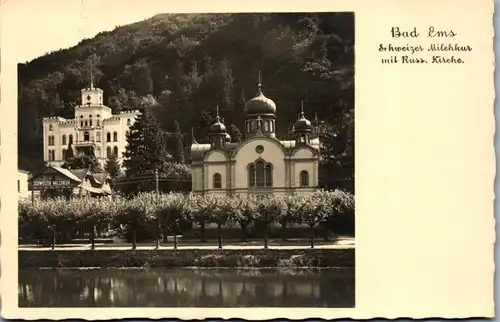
[[19, 268, 355, 307]]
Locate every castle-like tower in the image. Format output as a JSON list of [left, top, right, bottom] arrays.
[[42, 63, 140, 168]]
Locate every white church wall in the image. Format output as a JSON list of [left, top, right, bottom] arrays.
[[233, 138, 286, 189]]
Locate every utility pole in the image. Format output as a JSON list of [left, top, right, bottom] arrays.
[[154, 167, 160, 249]]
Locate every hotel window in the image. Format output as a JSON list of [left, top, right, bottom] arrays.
[[17, 180, 20, 192], [68, 134, 73, 144], [84, 131, 90, 141], [80, 121, 84, 127], [48, 124, 53, 131], [89, 115, 93, 126], [113, 146, 118, 156], [85, 120, 88, 127], [62, 135, 67, 145], [127, 119, 131, 126], [113, 132, 118, 142], [106, 132, 111, 142], [48, 135, 54, 146], [96, 132, 101, 142], [300, 170, 309, 187], [96, 119, 100, 127], [107, 147, 111, 158], [213, 173, 222, 189]]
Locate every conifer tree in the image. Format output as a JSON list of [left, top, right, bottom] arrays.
[[123, 107, 172, 177], [227, 124, 243, 143], [105, 154, 121, 179]]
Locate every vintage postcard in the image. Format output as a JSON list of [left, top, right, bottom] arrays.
[[0, 0, 495, 319]]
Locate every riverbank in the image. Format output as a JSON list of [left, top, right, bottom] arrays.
[[19, 248, 355, 269]]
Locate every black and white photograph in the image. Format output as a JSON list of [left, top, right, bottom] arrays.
[[1, 0, 496, 320], [15, 10, 355, 308]]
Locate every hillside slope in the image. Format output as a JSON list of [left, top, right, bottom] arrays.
[[18, 12, 354, 175]]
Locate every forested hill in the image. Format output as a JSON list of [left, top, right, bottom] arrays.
[[18, 13, 354, 172]]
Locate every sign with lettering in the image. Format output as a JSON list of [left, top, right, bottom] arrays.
[[33, 180, 71, 188]]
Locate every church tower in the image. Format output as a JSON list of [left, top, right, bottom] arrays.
[[293, 101, 313, 145], [243, 71, 277, 138], [80, 59, 104, 108], [208, 106, 227, 149]]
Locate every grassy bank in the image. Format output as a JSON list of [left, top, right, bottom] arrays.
[[19, 248, 354, 269]]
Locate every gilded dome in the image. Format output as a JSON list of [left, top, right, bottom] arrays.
[[244, 74, 276, 116], [209, 106, 226, 135], [294, 102, 312, 132], [225, 133, 231, 142]]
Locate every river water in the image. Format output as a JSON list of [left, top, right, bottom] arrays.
[[19, 267, 354, 307]]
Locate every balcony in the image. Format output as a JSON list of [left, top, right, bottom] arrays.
[[73, 140, 97, 148]]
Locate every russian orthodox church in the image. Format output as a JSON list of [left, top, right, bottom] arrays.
[[190, 74, 323, 196]]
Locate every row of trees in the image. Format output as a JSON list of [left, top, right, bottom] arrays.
[[19, 190, 354, 250]]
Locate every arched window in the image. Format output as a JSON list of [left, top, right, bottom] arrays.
[[213, 173, 222, 189], [265, 164, 273, 186], [96, 119, 100, 127], [96, 132, 101, 142], [127, 119, 131, 126], [113, 132, 118, 142], [264, 121, 269, 132], [80, 121, 84, 127], [48, 135, 54, 146], [107, 147, 111, 158], [113, 146, 118, 156], [248, 164, 255, 187], [84, 131, 90, 141], [62, 135, 66, 145], [255, 160, 265, 187], [248, 159, 274, 187], [89, 119, 93, 126], [300, 170, 309, 187], [106, 132, 111, 142], [68, 134, 73, 144], [48, 124, 53, 131], [62, 149, 67, 161]]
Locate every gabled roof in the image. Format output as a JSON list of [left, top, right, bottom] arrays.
[[69, 168, 89, 181], [50, 166, 83, 183], [92, 172, 109, 185]]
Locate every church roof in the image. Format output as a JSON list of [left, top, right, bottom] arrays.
[[190, 138, 319, 162]]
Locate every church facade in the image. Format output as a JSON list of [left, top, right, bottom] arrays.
[[190, 77, 323, 196], [42, 79, 140, 167]]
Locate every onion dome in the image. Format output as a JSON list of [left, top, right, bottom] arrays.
[[244, 71, 276, 116], [209, 106, 226, 135], [294, 101, 312, 132]]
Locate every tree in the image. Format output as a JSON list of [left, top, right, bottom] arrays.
[[298, 190, 335, 248], [122, 107, 172, 177], [226, 124, 243, 143], [105, 154, 121, 179], [157, 193, 191, 249], [257, 195, 285, 249], [211, 196, 234, 249], [169, 120, 185, 163], [195, 110, 212, 144], [276, 194, 303, 241], [233, 195, 257, 242], [215, 58, 235, 112], [62, 147, 101, 172]]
